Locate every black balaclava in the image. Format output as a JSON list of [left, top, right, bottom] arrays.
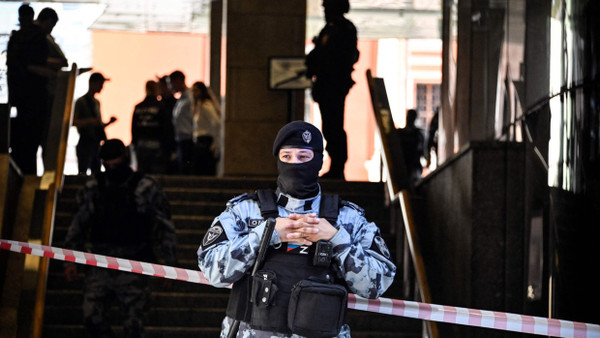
[[273, 121, 324, 199], [99, 139, 133, 184], [105, 161, 132, 184]]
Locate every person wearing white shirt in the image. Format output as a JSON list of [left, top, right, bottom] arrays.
[[169, 70, 194, 175], [192, 81, 221, 176]]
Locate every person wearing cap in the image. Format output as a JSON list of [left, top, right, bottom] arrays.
[[73, 72, 117, 175], [197, 121, 396, 337], [63, 138, 177, 338]]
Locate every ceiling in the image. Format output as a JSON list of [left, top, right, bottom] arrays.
[[4, 0, 441, 40]]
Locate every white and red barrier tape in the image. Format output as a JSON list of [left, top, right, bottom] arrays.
[[1, 239, 599, 338]]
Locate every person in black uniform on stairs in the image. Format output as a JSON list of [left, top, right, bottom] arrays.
[[63, 139, 177, 338]]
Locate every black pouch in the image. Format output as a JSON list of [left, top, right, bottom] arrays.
[[251, 270, 278, 308], [250, 270, 287, 331], [288, 279, 348, 337]]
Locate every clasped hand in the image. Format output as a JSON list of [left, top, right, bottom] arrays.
[[275, 213, 337, 246]]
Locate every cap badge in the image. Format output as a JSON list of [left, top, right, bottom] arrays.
[[302, 130, 312, 144]]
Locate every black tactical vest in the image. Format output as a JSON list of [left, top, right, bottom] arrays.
[[225, 189, 343, 332]]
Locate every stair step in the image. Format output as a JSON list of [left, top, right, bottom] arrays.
[[59, 176, 387, 206], [53, 212, 215, 231], [55, 198, 227, 217], [44, 306, 226, 326], [46, 289, 229, 308], [43, 324, 420, 338], [56, 198, 388, 222], [46, 264, 226, 294], [43, 325, 221, 338], [43, 309, 420, 336], [60, 175, 386, 193]]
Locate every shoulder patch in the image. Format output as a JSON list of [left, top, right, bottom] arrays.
[[226, 193, 257, 207], [371, 236, 391, 259], [201, 222, 228, 249], [340, 200, 365, 216]]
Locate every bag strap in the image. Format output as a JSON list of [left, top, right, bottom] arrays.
[[319, 193, 340, 224], [256, 189, 279, 219], [256, 189, 340, 224]]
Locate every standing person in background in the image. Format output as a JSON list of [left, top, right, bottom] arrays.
[[43, 7, 68, 111], [72, 72, 117, 175], [396, 109, 426, 184], [158, 75, 178, 174], [6, 4, 50, 174], [131, 80, 171, 174], [305, 0, 359, 180], [38, 7, 68, 157], [63, 139, 177, 338], [425, 107, 439, 169], [6, 4, 36, 109], [192, 81, 220, 176], [169, 70, 194, 175]]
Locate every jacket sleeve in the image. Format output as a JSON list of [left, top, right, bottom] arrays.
[[330, 205, 397, 299], [63, 182, 95, 266], [196, 199, 276, 288]]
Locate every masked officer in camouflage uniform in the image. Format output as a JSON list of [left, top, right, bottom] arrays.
[[64, 139, 177, 338], [197, 121, 396, 337]]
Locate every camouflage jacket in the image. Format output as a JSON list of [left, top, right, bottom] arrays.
[[64, 172, 177, 266]]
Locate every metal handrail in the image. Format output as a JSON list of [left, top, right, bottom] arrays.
[[366, 69, 438, 337], [32, 64, 78, 337], [398, 191, 438, 337], [366, 69, 408, 199]]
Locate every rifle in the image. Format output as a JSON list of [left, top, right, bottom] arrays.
[[227, 217, 276, 338]]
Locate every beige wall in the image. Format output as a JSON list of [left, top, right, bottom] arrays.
[[90, 30, 209, 145]]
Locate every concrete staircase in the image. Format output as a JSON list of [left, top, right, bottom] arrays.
[[43, 175, 421, 337]]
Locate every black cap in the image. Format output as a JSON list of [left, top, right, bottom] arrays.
[[99, 139, 127, 161], [90, 72, 109, 83], [273, 121, 323, 157]]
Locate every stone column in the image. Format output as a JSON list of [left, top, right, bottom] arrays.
[[222, 0, 306, 176], [209, 0, 223, 99]]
